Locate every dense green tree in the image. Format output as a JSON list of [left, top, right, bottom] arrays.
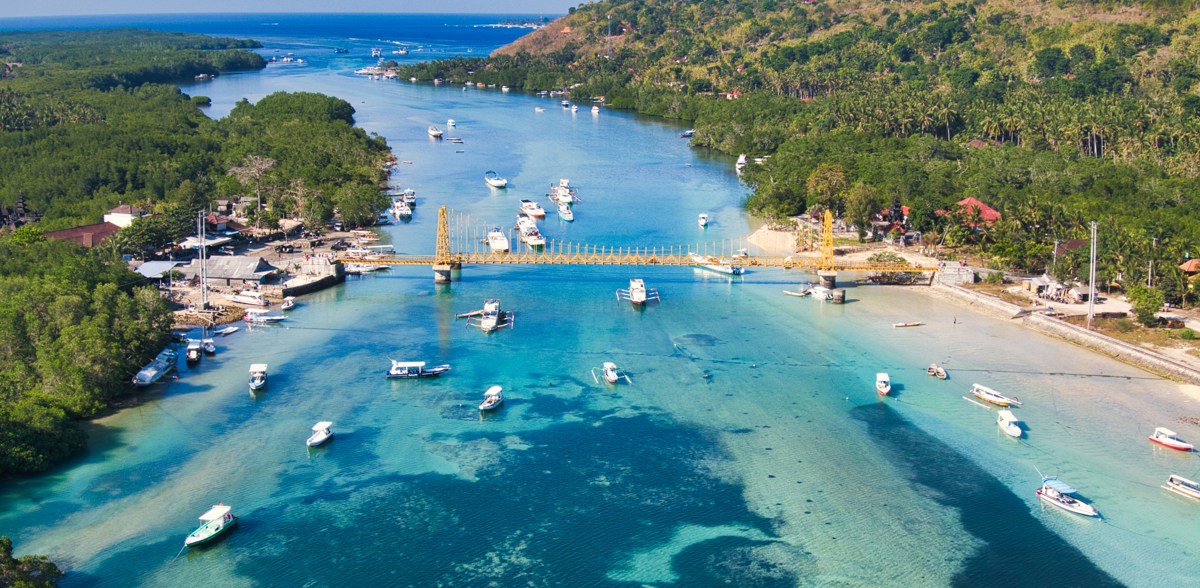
[[844, 181, 882, 242], [0, 536, 62, 587], [1128, 285, 1166, 326]]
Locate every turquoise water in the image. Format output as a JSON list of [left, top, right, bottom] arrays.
[[2, 15, 1199, 587]]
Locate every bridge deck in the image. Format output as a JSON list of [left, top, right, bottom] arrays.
[[337, 251, 935, 273]]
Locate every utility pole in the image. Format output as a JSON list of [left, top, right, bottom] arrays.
[[607, 15, 612, 59], [1148, 236, 1157, 288], [1087, 221, 1098, 329]]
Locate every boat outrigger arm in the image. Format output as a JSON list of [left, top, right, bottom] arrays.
[[615, 287, 660, 303], [591, 367, 633, 384]]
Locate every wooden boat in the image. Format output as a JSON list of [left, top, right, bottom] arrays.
[[783, 288, 811, 298], [479, 385, 504, 411], [970, 383, 1021, 407], [184, 504, 238, 547], [248, 363, 268, 391], [1148, 427, 1194, 451], [1036, 476, 1098, 517], [185, 340, 203, 364], [386, 360, 451, 379], [893, 321, 923, 328], [306, 421, 333, 447], [996, 410, 1022, 438], [875, 372, 891, 396], [1162, 474, 1200, 500], [616, 279, 659, 305], [593, 361, 632, 384], [484, 170, 508, 188], [936, 366, 948, 380]]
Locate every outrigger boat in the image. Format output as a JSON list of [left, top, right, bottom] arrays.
[[132, 348, 177, 386], [970, 383, 1021, 406], [1162, 474, 1200, 500], [479, 385, 504, 411], [875, 372, 891, 396], [616, 278, 660, 305], [306, 421, 333, 447], [184, 503, 238, 547], [465, 298, 514, 332], [1036, 476, 1099, 517], [385, 360, 451, 379], [557, 202, 574, 221], [997, 410, 1023, 438], [1148, 427, 1194, 451], [248, 363, 268, 391], [592, 362, 632, 384]]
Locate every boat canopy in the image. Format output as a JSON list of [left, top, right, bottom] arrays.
[[198, 504, 232, 521], [1042, 477, 1077, 494], [485, 385, 502, 396], [1154, 427, 1178, 437], [249, 363, 268, 373], [390, 360, 426, 368], [997, 410, 1018, 422], [245, 308, 271, 314], [312, 421, 333, 431]]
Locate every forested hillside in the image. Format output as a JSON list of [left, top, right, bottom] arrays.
[[398, 0, 1200, 302]]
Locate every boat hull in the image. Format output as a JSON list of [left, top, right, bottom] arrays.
[[306, 431, 333, 447], [185, 516, 238, 547], [1036, 491, 1098, 517], [1149, 436, 1195, 451]]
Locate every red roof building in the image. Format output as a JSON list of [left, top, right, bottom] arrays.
[[43, 222, 120, 248], [937, 197, 1001, 227], [1179, 259, 1200, 274]]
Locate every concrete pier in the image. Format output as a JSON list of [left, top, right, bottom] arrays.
[[433, 264, 453, 283], [817, 271, 837, 289]]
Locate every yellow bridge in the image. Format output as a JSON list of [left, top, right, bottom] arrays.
[[337, 207, 937, 282]]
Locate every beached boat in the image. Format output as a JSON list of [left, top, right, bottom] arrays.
[[690, 254, 745, 275], [680, 129, 696, 138], [970, 383, 1021, 407], [281, 296, 296, 310], [1148, 427, 1194, 451], [557, 202, 574, 221], [244, 308, 286, 324], [593, 361, 632, 385], [306, 421, 333, 447], [875, 372, 891, 396], [1037, 476, 1099, 517], [698, 213, 708, 228], [132, 348, 177, 386], [997, 410, 1023, 438], [486, 227, 510, 252], [484, 170, 508, 188], [184, 503, 238, 547], [1163, 474, 1200, 500], [479, 385, 504, 411], [893, 321, 923, 328], [202, 337, 216, 355], [226, 289, 267, 306], [185, 340, 203, 364], [927, 363, 939, 376], [519, 199, 546, 217], [616, 278, 660, 305], [215, 326, 238, 336], [248, 363, 268, 391], [936, 366, 948, 380], [386, 360, 451, 379], [427, 125, 443, 138]]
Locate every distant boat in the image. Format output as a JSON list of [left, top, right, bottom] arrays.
[[427, 125, 443, 138], [593, 361, 632, 384], [244, 308, 286, 323], [875, 372, 891, 396], [501, 85, 510, 92], [1163, 474, 1200, 500], [214, 326, 239, 336], [306, 421, 334, 447], [248, 363, 268, 391], [591, 105, 600, 113], [680, 129, 695, 138], [783, 288, 811, 297], [447, 118, 456, 127], [519, 199, 546, 217], [557, 202, 574, 221], [226, 289, 267, 306], [516, 215, 545, 247], [201, 337, 216, 355], [479, 385, 504, 411], [561, 99, 570, 107], [185, 339, 203, 364], [484, 170, 509, 188], [1149, 427, 1194, 451], [1036, 476, 1099, 517], [928, 363, 939, 376], [535, 107, 545, 112], [184, 503, 237, 547], [570, 104, 579, 113], [697, 213, 708, 228], [690, 253, 744, 275], [936, 366, 948, 380], [997, 410, 1023, 438], [371, 48, 382, 57], [385, 360, 451, 379], [486, 227, 510, 252], [735, 154, 747, 174], [970, 383, 1021, 407], [893, 321, 923, 328], [281, 296, 296, 310], [616, 278, 659, 306], [132, 348, 177, 386], [345, 263, 388, 275]]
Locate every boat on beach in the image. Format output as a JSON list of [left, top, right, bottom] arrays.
[[486, 227, 510, 252], [997, 410, 1023, 438], [519, 199, 546, 217], [1163, 474, 1200, 500], [306, 421, 333, 447], [875, 372, 891, 396], [690, 253, 745, 275], [184, 503, 238, 547], [479, 385, 504, 411], [593, 361, 632, 384], [1037, 476, 1099, 517], [970, 383, 1021, 407], [226, 289, 267, 306], [132, 348, 177, 386], [616, 278, 660, 305], [484, 170, 508, 188], [248, 363, 268, 391], [1148, 427, 1194, 451], [386, 360, 451, 379]]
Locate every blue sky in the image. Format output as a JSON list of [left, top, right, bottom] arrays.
[[5, 1, 579, 18]]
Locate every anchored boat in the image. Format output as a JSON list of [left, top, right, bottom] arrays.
[[616, 278, 660, 306], [132, 348, 177, 386], [875, 372, 891, 396], [385, 360, 451, 379], [184, 504, 238, 547], [484, 170, 508, 188], [1148, 427, 1194, 451], [970, 383, 1021, 407], [593, 361, 632, 384], [486, 227, 510, 252], [248, 363, 268, 391], [1036, 476, 1098, 517], [997, 410, 1023, 438], [690, 253, 745, 275], [306, 421, 333, 447], [479, 385, 504, 411], [1163, 474, 1200, 500]]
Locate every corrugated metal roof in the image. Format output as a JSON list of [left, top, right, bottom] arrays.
[[135, 261, 182, 278]]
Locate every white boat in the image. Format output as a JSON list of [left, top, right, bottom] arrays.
[[427, 125, 443, 138], [875, 372, 891, 396], [593, 361, 632, 385], [557, 202, 574, 221], [392, 200, 413, 217], [244, 308, 286, 323], [571, 104, 579, 112], [132, 348, 177, 386], [936, 366, 948, 380], [281, 296, 296, 310], [519, 199, 546, 217], [501, 85, 510, 92], [486, 227, 510, 252], [809, 285, 833, 300], [201, 337, 216, 355], [185, 339, 203, 364], [997, 410, 1023, 438], [214, 326, 238, 336], [591, 105, 600, 113], [550, 185, 577, 205], [698, 213, 708, 227], [1037, 476, 1099, 517], [893, 321, 923, 328], [477, 299, 504, 332], [616, 278, 660, 305], [561, 99, 570, 107], [345, 263, 388, 275], [184, 503, 237, 547], [386, 360, 451, 379], [534, 107, 545, 112], [516, 215, 545, 247], [680, 129, 695, 138], [446, 118, 456, 127], [1148, 427, 1194, 451], [479, 385, 504, 411], [735, 153, 748, 174], [484, 170, 508, 188], [226, 289, 267, 306], [248, 363, 268, 391], [970, 383, 1021, 407], [306, 421, 333, 447], [1163, 474, 1200, 500], [690, 254, 744, 275]]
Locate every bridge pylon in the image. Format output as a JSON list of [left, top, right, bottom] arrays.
[[817, 209, 838, 288], [433, 205, 460, 283]]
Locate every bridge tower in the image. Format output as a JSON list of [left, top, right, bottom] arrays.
[[433, 205, 459, 283], [817, 209, 838, 288]]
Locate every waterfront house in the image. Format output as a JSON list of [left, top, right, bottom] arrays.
[[103, 204, 148, 228], [178, 255, 277, 287]]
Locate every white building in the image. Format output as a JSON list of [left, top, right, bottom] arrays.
[[102, 204, 148, 228]]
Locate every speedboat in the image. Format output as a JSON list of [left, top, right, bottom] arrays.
[[446, 118, 456, 127], [427, 125, 443, 138], [484, 170, 508, 188], [970, 383, 1021, 407], [244, 308, 286, 323], [571, 104, 579, 112], [1036, 476, 1099, 517], [345, 263, 388, 275], [875, 372, 891, 396], [698, 213, 708, 227], [486, 227, 510, 252], [201, 337, 216, 355], [185, 340, 203, 364], [561, 99, 570, 107], [616, 278, 660, 305], [281, 296, 296, 310], [516, 215, 545, 247], [226, 289, 267, 306], [557, 202, 574, 221], [519, 199, 546, 217], [1163, 474, 1200, 500], [927, 363, 939, 376], [936, 366, 948, 380], [306, 422, 333, 447], [997, 410, 1022, 438], [386, 360, 451, 379], [393, 200, 413, 217], [479, 385, 504, 411], [594, 361, 631, 384], [248, 363, 268, 391], [535, 107, 545, 112], [184, 504, 238, 547], [690, 254, 744, 275], [1149, 427, 1194, 451], [132, 348, 177, 386]]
